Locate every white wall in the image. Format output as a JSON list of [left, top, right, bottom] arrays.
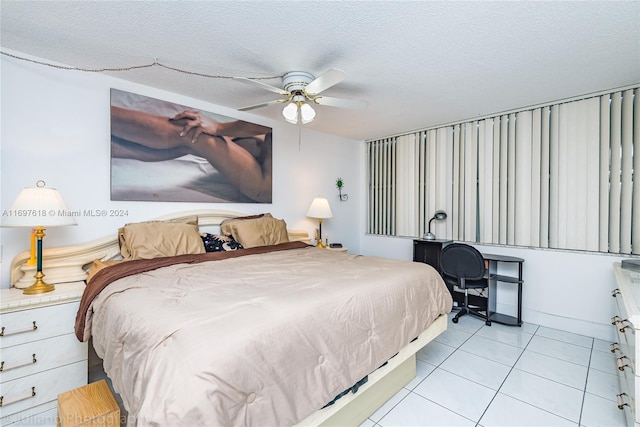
[[0, 50, 362, 286]]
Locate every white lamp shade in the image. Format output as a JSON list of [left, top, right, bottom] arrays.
[[300, 103, 316, 124], [282, 102, 299, 124], [306, 197, 333, 219], [2, 184, 77, 227], [283, 94, 316, 125]]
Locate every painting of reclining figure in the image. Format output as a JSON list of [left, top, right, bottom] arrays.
[[110, 89, 272, 203]]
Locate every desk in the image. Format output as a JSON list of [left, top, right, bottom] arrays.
[[412, 239, 452, 275], [412, 242, 524, 327], [483, 253, 524, 326]]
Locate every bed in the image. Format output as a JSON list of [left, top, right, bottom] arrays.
[[9, 210, 452, 426]]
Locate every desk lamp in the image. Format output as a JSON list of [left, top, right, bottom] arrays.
[[2, 180, 77, 294], [306, 197, 333, 248], [424, 210, 447, 240]]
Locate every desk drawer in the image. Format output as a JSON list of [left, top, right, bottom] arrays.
[[0, 360, 86, 420], [0, 334, 86, 383], [0, 303, 79, 348]]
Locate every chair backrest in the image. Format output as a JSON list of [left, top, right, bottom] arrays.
[[440, 243, 486, 282]]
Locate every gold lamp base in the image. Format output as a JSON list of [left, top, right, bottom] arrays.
[[23, 271, 55, 295], [315, 218, 326, 248]]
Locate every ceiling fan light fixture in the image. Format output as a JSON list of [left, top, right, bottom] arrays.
[[282, 102, 299, 124], [239, 69, 366, 122], [282, 94, 315, 125], [300, 103, 316, 124]]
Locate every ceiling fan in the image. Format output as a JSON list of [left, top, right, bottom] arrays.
[[236, 68, 367, 124]]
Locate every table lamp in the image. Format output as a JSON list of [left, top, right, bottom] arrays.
[[306, 197, 333, 248], [424, 210, 447, 240], [1, 180, 77, 294]]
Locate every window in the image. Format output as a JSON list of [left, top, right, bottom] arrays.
[[367, 87, 639, 254]]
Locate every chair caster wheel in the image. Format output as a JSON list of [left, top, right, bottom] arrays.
[[452, 317, 459, 324], [485, 321, 492, 326]]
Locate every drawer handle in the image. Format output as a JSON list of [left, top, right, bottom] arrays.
[[0, 386, 36, 407], [613, 289, 621, 297], [618, 356, 634, 372], [612, 316, 622, 325], [0, 321, 38, 337], [0, 354, 37, 372], [619, 320, 633, 333], [611, 343, 621, 353], [618, 392, 631, 410]]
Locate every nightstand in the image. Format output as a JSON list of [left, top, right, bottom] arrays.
[[0, 282, 87, 426]]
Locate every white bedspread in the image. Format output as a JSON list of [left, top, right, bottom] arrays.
[[89, 246, 452, 426]]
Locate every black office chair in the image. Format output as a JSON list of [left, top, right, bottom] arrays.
[[440, 243, 492, 326]]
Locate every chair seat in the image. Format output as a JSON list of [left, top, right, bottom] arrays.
[[440, 243, 492, 326], [443, 277, 489, 290]]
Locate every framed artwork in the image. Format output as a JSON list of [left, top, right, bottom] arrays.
[[110, 89, 272, 203]]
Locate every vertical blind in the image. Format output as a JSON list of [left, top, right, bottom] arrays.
[[367, 87, 639, 254]]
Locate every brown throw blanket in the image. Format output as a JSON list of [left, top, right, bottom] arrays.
[[74, 240, 309, 341]]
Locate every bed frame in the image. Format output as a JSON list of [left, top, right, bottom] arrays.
[[8, 209, 447, 426], [297, 314, 446, 426]]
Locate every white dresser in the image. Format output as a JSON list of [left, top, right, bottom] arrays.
[[613, 262, 640, 427], [0, 282, 87, 426]]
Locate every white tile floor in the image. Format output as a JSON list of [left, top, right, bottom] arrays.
[[359, 312, 627, 427]]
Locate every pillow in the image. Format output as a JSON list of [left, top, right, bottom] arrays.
[[86, 259, 122, 282], [201, 233, 244, 252], [120, 221, 205, 260], [118, 216, 198, 259], [225, 216, 289, 249], [220, 213, 272, 236]]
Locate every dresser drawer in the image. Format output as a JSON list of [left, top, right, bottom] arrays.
[[1, 334, 86, 383], [617, 351, 635, 412], [0, 360, 86, 421], [614, 293, 637, 377], [616, 325, 636, 370], [0, 303, 79, 348]]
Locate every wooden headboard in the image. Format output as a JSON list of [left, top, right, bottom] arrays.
[[10, 209, 309, 288]]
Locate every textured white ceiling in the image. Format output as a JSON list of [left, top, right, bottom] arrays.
[[1, 1, 639, 140]]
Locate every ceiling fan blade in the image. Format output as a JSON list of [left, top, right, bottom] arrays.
[[305, 68, 346, 95], [234, 77, 289, 96], [238, 99, 287, 111], [313, 96, 368, 110]]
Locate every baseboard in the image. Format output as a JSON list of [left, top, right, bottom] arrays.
[[527, 312, 613, 342]]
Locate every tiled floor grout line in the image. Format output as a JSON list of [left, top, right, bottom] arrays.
[[371, 320, 481, 426], [368, 317, 618, 426], [409, 320, 530, 426], [577, 340, 596, 427], [486, 331, 590, 425], [441, 321, 594, 426], [471, 321, 534, 426], [367, 338, 464, 425]]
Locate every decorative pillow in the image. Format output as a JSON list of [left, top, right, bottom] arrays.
[[220, 213, 272, 236], [120, 221, 205, 260], [225, 216, 289, 249], [86, 259, 122, 283], [200, 233, 244, 252], [118, 216, 198, 259]]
